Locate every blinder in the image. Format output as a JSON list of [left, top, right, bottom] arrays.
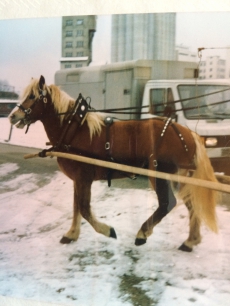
[[75, 94, 90, 124], [16, 87, 48, 133]]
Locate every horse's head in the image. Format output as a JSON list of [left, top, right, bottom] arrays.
[[9, 75, 51, 129]]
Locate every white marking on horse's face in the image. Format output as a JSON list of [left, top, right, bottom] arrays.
[[9, 108, 26, 128]]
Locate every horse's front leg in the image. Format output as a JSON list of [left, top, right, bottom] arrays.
[[135, 162, 177, 245], [61, 175, 117, 244], [60, 182, 82, 244], [78, 180, 117, 239]]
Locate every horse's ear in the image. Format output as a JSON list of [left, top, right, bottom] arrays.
[[39, 75, 45, 89]]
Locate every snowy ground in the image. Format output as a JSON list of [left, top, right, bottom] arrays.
[[0, 118, 230, 306]]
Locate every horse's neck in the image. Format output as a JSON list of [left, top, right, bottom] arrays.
[[41, 113, 63, 145]]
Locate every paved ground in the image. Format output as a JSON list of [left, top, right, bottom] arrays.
[[0, 143, 149, 190], [1, 143, 230, 209], [0, 144, 58, 175]]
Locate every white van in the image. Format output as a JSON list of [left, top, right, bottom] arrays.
[[55, 61, 230, 174]]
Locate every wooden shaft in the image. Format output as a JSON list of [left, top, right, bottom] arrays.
[[24, 151, 230, 194]]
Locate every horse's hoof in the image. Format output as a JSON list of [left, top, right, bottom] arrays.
[[178, 243, 192, 252], [60, 236, 73, 244], [110, 228, 117, 239], [135, 238, 147, 246]]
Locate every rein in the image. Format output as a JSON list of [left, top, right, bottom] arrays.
[[89, 98, 230, 116], [87, 87, 230, 116], [17, 86, 230, 125]]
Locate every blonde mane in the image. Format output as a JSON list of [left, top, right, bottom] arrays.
[[22, 78, 104, 138]]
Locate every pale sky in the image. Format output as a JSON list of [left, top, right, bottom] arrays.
[[1, 12, 230, 94]]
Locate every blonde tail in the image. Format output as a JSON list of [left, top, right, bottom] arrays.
[[179, 132, 218, 233]]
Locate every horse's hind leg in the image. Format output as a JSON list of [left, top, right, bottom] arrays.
[[178, 200, 201, 252], [135, 162, 177, 245]]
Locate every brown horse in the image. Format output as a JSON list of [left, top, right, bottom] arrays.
[[9, 76, 218, 252]]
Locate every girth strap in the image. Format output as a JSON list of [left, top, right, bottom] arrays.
[[104, 116, 114, 187], [104, 116, 137, 187]]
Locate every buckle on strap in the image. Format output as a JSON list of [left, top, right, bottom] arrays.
[[105, 142, 110, 150]]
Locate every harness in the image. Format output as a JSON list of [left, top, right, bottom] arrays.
[[149, 116, 194, 171], [104, 116, 114, 187], [53, 94, 89, 151], [37, 94, 90, 157], [18, 91, 194, 185], [159, 117, 188, 152]]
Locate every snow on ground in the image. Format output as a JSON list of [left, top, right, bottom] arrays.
[[0, 118, 230, 305]]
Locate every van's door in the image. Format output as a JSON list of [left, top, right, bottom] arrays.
[[105, 69, 133, 119]]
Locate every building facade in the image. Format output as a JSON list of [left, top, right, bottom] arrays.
[[176, 44, 197, 62], [199, 56, 226, 79], [111, 13, 176, 63], [60, 16, 96, 69]]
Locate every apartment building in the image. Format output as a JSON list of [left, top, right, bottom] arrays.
[[60, 16, 96, 69], [199, 56, 226, 79], [176, 44, 197, 62]]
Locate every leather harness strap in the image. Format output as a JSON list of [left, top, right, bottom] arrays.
[[104, 116, 137, 187], [104, 116, 114, 187], [150, 117, 195, 170], [39, 94, 89, 157]]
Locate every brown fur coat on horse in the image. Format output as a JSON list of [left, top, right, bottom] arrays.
[[9, 76, 218, 252]]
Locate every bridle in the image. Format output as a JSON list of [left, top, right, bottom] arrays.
[[16, 87, 48, 133], [16, 88, 90, 134]]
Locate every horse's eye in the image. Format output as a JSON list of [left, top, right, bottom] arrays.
[[29, 94, 35, 100]]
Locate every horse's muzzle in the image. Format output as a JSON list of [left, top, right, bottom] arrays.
[[9, 112, 27, 129]]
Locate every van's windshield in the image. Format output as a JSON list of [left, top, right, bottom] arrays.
[[178, 85, 230, 119]]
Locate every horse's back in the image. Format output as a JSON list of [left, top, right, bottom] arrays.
[[110, 118, 196, 169]]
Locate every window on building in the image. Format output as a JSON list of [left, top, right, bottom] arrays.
[[76, 41, 84, 48], [65, 64, 71, 68], [210, 75, 212, 78], [66, 20, 73, 26], [76, 19, 84, 25], [77, 30, 84, 36], [65, 52, 72, 57], [66, 42, 73, 48], [210, 69, 212, 71], [76, 63, 83, 68], [77, 52, 84, 57], [66, 31, 73, 37]]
